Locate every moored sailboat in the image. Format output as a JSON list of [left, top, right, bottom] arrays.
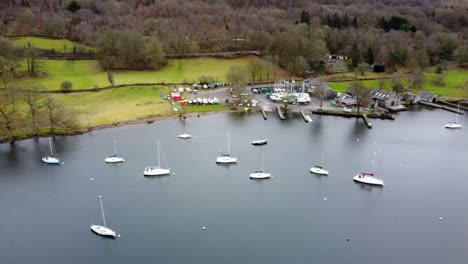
[[144, 140, 171, 176], [42, 137, 60, 164], [90, 195, 117, 238]]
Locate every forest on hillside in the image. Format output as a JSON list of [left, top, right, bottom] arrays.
[[0, 0, 467, 75]]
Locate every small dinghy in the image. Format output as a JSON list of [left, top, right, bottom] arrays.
[[252, 139, 268, 146], [213, 97, 219, 104]]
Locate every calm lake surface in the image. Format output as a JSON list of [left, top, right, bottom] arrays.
[[1, 106, 467, 264]]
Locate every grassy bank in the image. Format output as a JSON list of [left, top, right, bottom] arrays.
[[12, 56, 288, 90], [52, 86, 172, 127], [10, 36, 95, 53]]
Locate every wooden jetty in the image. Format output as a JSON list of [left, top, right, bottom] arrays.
[[261, 108, 267, 120], [276, 106, 285, 120], [299, 110, 312, 122], [419, 101, 464, 114], [438, 101, 467, 113], [362, 114, 372, 129], [312, 109, 395, 129]]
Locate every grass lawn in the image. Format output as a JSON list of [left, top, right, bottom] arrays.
[[10, 36, 95, 53], [327, 69, 467, 98], [327, 78, 410, 93], [11, 56, 288, 90], [416, 70, 467, 98], [52, 86, 172, 127]]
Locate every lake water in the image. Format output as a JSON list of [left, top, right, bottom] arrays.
[[1, 106, 467, 263]]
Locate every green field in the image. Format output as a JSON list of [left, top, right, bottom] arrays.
[[12, 56, 287, 90], [11, 36, 94, 53], [52, 86, 172, 127], [421, 70, 467, 98], [327, 70, 467, 98]]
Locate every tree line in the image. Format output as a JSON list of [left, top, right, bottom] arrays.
[[0, 0, 466, 75], [0, 86, 77, 142]]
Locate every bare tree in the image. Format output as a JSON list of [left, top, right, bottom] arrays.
[[0, 88, 19, 141], [313, 80, 327, 110], [350, 81, 373, 113], [44, 95, 77, 132], [24, 46, 43, 76], [410, 67, 425, 89], [226, 65, 248, 100], [247, 60, 263, 84], [357, 63, 370, 75], [22, 84, 45, 134]]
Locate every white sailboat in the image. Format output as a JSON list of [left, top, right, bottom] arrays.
[[353, 152, 384, 186], [144, 140, 171, 176], [310, 152, 328, 175], [250, 152, 271, 179], [445, 103, 462, 129], [90, 195, 116, 238], [216, 132, 238, 164], [178, 126, 191, 139], [105, 138, 125, 163], [42, 137, 60, 164]]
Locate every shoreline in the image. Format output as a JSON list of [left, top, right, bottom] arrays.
[[0, 109, 237, 144]]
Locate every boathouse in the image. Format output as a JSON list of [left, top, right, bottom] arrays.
[[304, 78, 338, 100], [417, 91, 439, 103], [371, 90, 401, 108], [404, 93, 420, 104]]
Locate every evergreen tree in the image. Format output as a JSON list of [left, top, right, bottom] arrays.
[[365, 46, 374, 65], [332, 13, 341, 29], [300, 10, 310, 25], [342, 14, 349, 28], [351, 17, 358, 28], [350, 44, 360, 68]]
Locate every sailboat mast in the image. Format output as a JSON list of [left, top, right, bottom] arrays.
[[227, 132, 230, 154], [49, 138, 53, 156], [98, 196, 107, 227], [372, 152, 377, 173], [157, 140, 161, 167], [113, 138, 117, 155], [261, 152, 264, 171], [321, 152, 324, 167]]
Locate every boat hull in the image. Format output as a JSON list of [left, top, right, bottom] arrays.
[[216, 157, 238, 164], [143, 167, 170, 176], [252, 140, 268, 146], [445, 123, 462, 129], [42, 156, 60, 164], [310, 167, 328, 175], [249, 172, 271, 179], [178, 134, 192, 139], [90, 224, 116, 238], [105, 156, 125, 163], [353, 174, 384, 186]]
